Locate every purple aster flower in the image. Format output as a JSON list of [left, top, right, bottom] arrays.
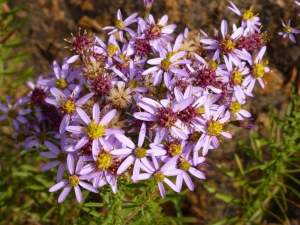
[[200, 20, 246, 64], [137, 153, 182, 198], [38, 58, 80, 94], [78, 143, 122, 194], [278, 20, 300, 43], [102, 9, 138, 42], [223, 56, 250, 104], [39, 133, 69, 182], [142, 36, 191, 86], [0, 96, 31, 130], [66, 103, 124, 157], [110, 123, 163, 182], [24, 122, 60, 150], [228, 99, 251, 120], [45, 86, 94, 133], [49, 154, 98, 203], [175, 153, 206, 191], [194, 105, 232, 155], [228, 2, 261, 33], [139, 14, 176, 50], [242, 46, 269, 94], [134, 97, 194, 140]]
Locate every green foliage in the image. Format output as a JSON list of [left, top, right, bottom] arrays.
[[0, 0, 33, 92], [203, 86, 300, 224]]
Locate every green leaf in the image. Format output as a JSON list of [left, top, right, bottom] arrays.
[[81, 207, 102, 218], [84, 202, 105, 208], [234, 153, 245, 176]]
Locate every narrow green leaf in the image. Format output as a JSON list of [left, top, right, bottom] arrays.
[[81, 207, 102, 218], [234, 153, 245, 176], [84, 202, 105, 207]]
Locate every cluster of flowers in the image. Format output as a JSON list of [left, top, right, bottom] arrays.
[[278, 1, 300, 43], [0, 1, 268, 202]]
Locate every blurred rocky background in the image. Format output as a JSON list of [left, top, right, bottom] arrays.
[[5, 0, 300, 224]]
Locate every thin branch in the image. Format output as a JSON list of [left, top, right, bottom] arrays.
[[122, 189, 158, 225]]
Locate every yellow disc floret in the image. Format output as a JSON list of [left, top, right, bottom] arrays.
[[55, 78, 68, 89], [153, 171, 164, 183], [220, 37, 236, 53], [7, 110, 18, 118], [69, 175, 79, 187], [169, 143, 182, 156], [207, 121, 223, 136], [61, 100, 76, 115], [242, 7, 254, 20], [86, 120, 105, 139], [196, 107, 205, 115], [57, 152, 67, 163], [179, 160, 191, 171], [107, 44, 118, 57], [252, 61, 268, 79], [283, 26, 292, 34], [115, 20, 124, 30], [232, 69, 243, 85], [161, 52, 176, 71], [229, 101, 241, 114], [208, 60, 218, 71], [96, 152, 113, 170], [133, 147, 147, 158]]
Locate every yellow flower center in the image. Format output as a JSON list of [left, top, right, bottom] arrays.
[[169, 143, 182, 156], [196, 107, 205, 115], [55, 78, 68, 89], [133, 147, 147, 158], [61, 100, 76, 115], [242, 7, 254, 20], [57, 152, 67, 163], [107, 44, 118, 57], [207, 121, 223, 136], [229, 101, 241, 114], [208, 60, 218, 71], [129, 79, 139, 88], [96, 152, 113, 170], [115, 20, 124, 30], [8, 109, 18, 118], [86, 120, 105, 139], [161, 52, 176, 71], [38, 133, 47, 142], [153, 171, 164, 183], [232, 69, 243, 85], [220, 38, 236, 53], [179, 160, 191, 171], [69, 175, 79, 187], [283, 26, 292, 34], [252, 61, 268, 79]]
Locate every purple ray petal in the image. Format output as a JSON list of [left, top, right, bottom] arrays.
[[79, 181, 98, 193], [40, 160, 60, 171], [58, 184, 72, 203], [100, 109, 117, 126], [158, 182, 166, 198], [115, 134, 135, 149], [49, 180, 68, 192], [117, 155, 135, 175], [76, 108, 91, 125], [57, 163, 65, 182], [67, 154, 75, 175], [74, 186, 82, 202]]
